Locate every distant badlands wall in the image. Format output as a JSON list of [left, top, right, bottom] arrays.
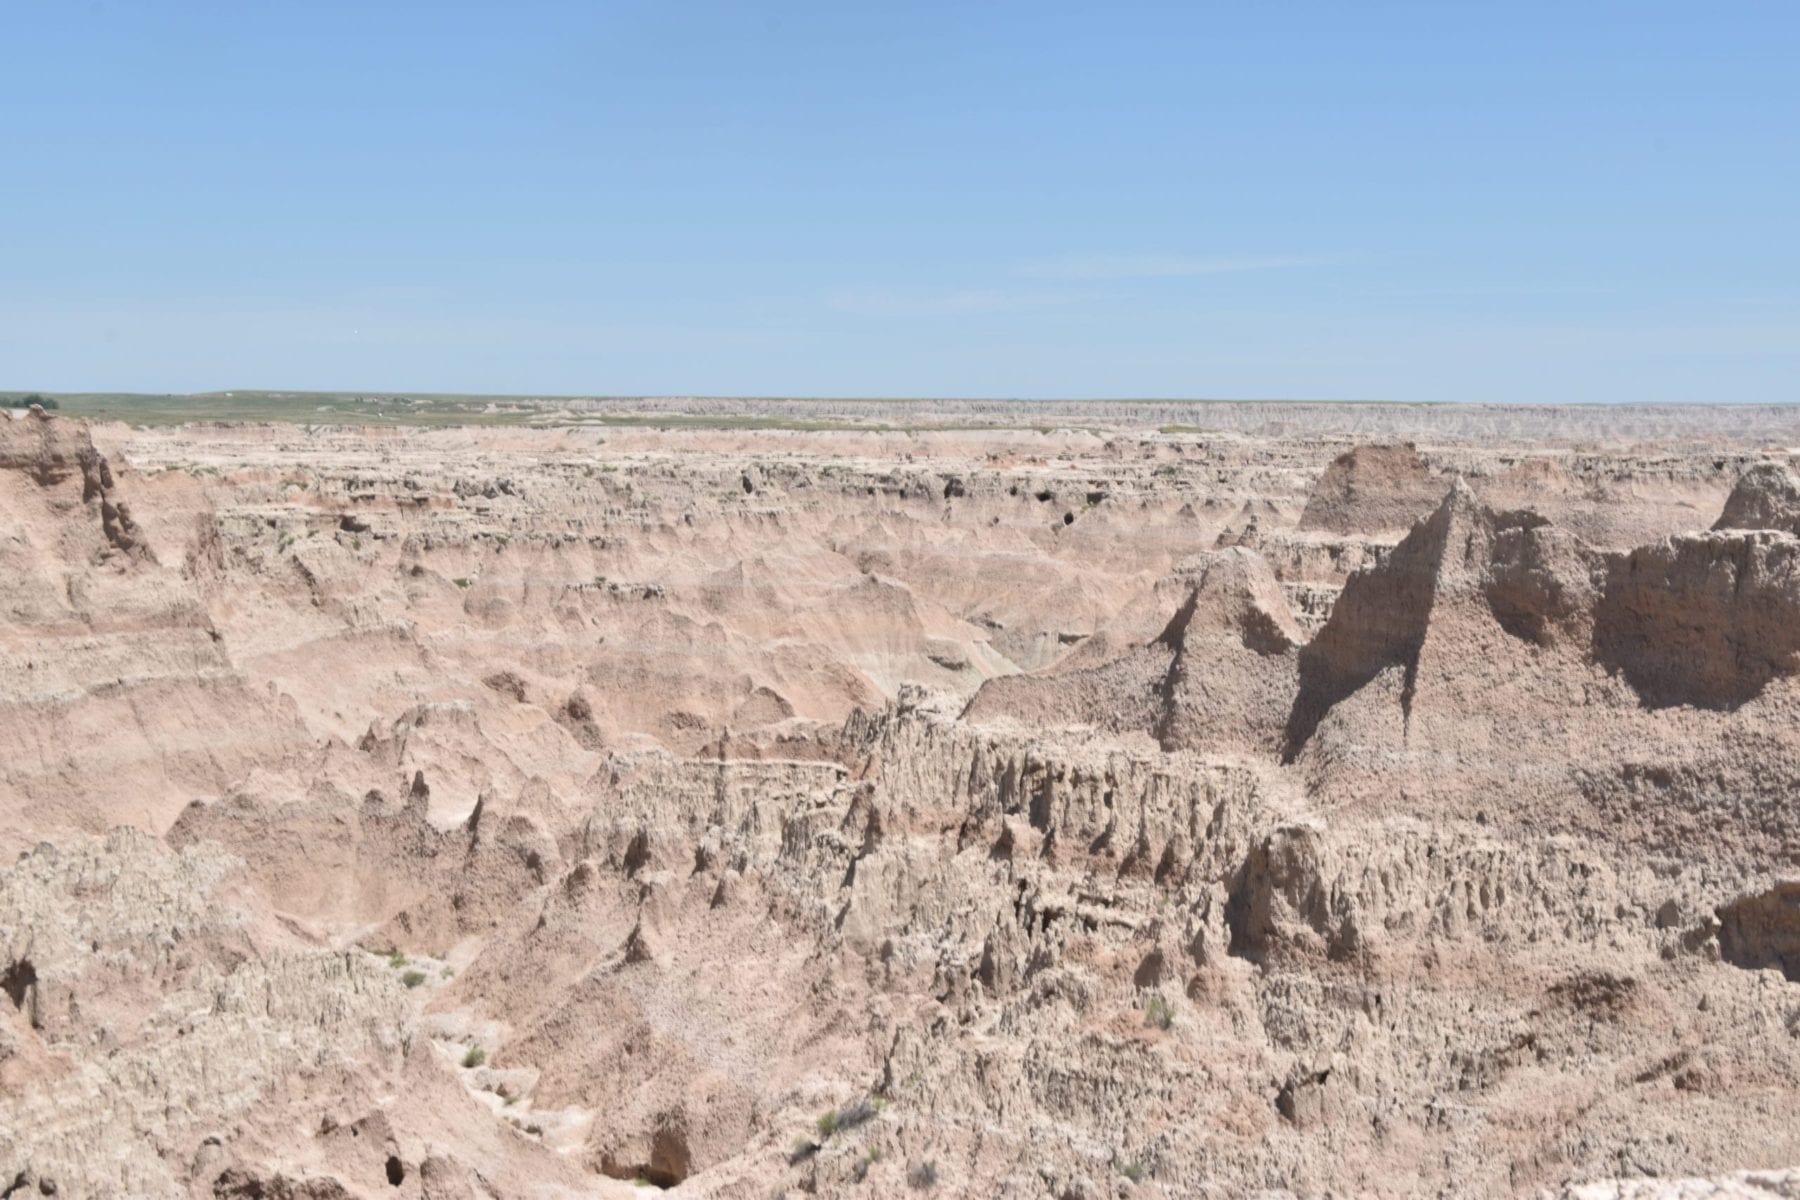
[[557, 397, 1800, 441]]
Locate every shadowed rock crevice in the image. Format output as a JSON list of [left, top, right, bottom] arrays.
[[2, 957, 38, 1029], [1282, 483, 1467, 759], [599, 1123, 688, 1188], [1718, 884, 1800, 981]]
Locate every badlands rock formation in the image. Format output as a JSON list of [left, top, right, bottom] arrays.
[[2, 403, 1799, 1198]]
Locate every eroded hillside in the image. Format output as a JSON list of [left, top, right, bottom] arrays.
[[3, 404, 1799, 1199]]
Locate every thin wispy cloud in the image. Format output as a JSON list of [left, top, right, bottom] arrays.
[[1018, 253, 1351, 281], [824, 287, 1087, 317]]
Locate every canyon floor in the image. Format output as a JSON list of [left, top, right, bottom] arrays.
[[4, 400, 1800, 1199]]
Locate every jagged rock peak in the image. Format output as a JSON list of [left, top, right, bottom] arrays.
[[1159, 546, 1306, 655]]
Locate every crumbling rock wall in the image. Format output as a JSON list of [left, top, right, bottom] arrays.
[[1595, 531, 1800, 709]]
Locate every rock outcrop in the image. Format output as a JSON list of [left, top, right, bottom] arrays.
[[964, 546, 1305, 755], [1296, 442, 1448, 535], [1596, 530, 1800, 709], [1714, 461, 1800, 535]]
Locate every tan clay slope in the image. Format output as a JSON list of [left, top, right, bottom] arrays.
[[0, 411, 311, 853]]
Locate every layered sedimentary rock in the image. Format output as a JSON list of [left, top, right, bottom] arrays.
[[3, 407, 1799, 1198], [0, 412, 311, 849]]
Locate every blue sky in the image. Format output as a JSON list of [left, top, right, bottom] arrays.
[[4, 1, 1796, 402]]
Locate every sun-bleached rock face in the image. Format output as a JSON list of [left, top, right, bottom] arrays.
[[5, 410, 1800, 1198], [0, 832, 632, 1198], [0, 831, 408, 1196], [1540, 1169, 1800, 1199]]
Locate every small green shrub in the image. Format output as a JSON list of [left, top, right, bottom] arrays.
[[1144, 993, 1173, 1031], [462, 1045, 486, 1069], [1120, 1160, 1144, 1183], [809, 1094, 879, 1146], [401, 970, 426, 988], [453, 577, 472, 589]]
